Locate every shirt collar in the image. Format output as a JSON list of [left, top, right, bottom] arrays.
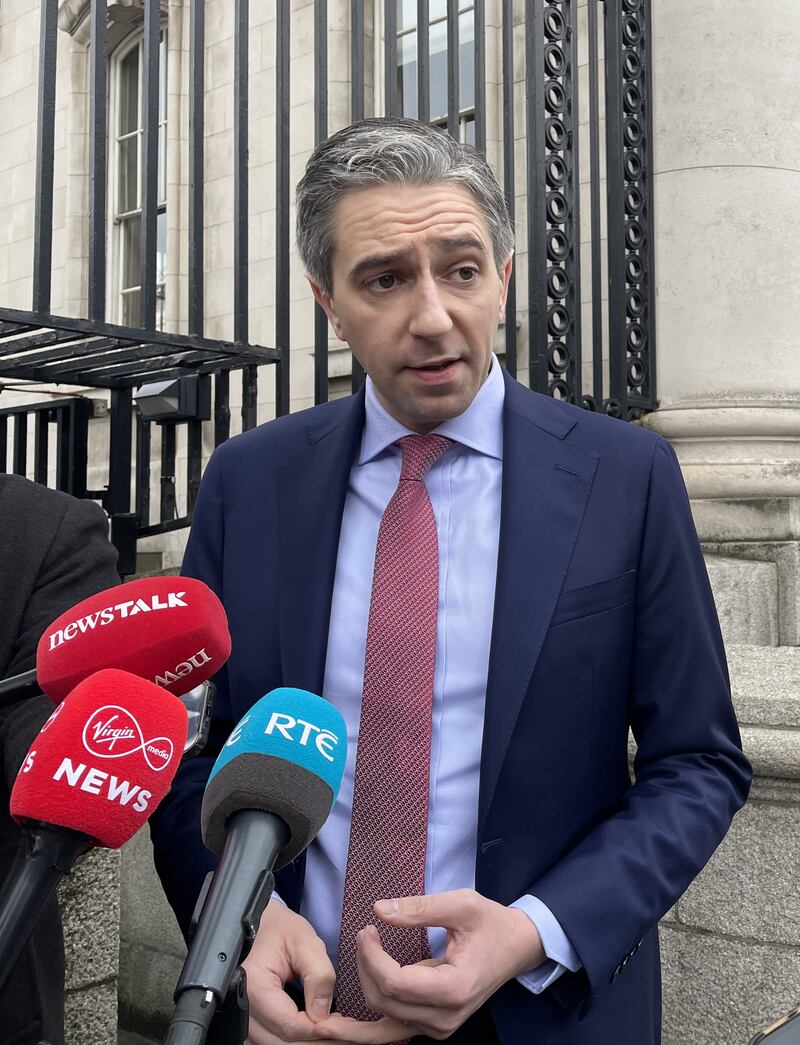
[[359, 353, 505, 465]]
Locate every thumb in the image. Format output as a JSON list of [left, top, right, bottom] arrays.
[[374, 890, 474, 930]]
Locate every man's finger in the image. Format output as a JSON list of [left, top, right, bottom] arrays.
[[373, 889, 480, 931], [310, 1013, 411, 1043], [285, 934, 336, 1023], [246, 984, 326, 1043], [356, 926, 461, 1009]]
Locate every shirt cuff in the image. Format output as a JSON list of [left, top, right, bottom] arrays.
[[510, 894, 581, 995]]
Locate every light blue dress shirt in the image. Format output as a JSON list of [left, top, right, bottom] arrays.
[[297, 356, 581, 994]]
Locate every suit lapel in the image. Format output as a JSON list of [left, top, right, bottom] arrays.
[[277, 391, 365, 695], [478, 375, 599, 833]]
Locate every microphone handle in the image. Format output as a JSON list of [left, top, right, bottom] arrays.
[[0, 821, 91, 992], [0, 668, 41, 708], [166, 809, 289, 1045]]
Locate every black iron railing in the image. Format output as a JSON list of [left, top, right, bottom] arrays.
[[0, 0, 656, 572]]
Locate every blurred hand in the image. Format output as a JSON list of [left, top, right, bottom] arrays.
[[242, 898, 336, 1045]]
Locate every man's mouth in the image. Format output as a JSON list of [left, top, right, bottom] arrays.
[[411, 359, 459, 372]]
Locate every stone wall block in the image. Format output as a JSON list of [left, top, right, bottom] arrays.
[[65, 981, 118, 1045], [705, 555, 779, 647], [661, 924, 800, 1045], [58, 848, 120, 990], [675, 803, 800, 945]]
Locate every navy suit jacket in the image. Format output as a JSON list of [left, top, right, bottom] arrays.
[[151, 370, 751, 1045]]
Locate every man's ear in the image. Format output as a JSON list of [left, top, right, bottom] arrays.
[[307, 275, 346, 341], [498, 252, 514, 321]]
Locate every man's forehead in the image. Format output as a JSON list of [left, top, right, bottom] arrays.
[[333, 183, 491, 260]]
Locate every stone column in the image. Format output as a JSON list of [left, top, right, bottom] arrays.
[[642, 0, 800, 642]]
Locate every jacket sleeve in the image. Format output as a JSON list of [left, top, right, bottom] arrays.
[[150, 449, 235, 938], [0, 495, 120, 787], [530, 436, 752, 1012]]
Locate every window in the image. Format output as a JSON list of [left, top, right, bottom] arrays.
[[396, 0, 476, 144], [110, 31, 167, 329]]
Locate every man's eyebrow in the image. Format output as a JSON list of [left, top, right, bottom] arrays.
[[434, 234, 488, 255], [347, 235, 488, 284], [348, 249, 414, 284]]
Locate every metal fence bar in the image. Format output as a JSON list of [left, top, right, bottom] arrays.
[[160, 423, 177, 522], [501, 0, 517, 377], [107, 389, 133, 513], [88, 0, 107, 321], [32, 0, 58, 314], [417, 0, 430, 123], [69, 400, 89, 498], [563, 0, 582, 404], [384, 0, 398, 116], [135, 414, 151, 526], [275, 0, 290, 416], [526, 0, 548, 392], [188, 0, 205, 336], [34, 410, 49, 484], [12, 415, 27, 475], [187, 419, 203, 511], [641, 0, 657, 411], [0, 418, 6, 470], [350, 0, 365, 392], [604, 0, 626, 416], [314, 0, 329, 405], [446, 0, 459, 139], [473, 0, 486, 152], [214, 371, 231, 445], [139, 0, 160, 329], [588, 0, 603, 409]]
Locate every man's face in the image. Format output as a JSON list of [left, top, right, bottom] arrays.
[[308, 182, 513, 433]]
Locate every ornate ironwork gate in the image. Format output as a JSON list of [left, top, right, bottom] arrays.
[[0, 0, 656, 573]]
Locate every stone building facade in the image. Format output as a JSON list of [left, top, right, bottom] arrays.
[[1, 0, 799, 1043]]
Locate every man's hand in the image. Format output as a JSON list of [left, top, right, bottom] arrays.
[[242, 898, 337, 1045], [312, 888, 546, 1042]]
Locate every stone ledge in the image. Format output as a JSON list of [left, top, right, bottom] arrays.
[[728, 644, 800, 725], [661, 924, 800, 1045], [675, 802, 800, 945]]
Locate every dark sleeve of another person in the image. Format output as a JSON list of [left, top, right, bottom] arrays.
[[0, 480, 119, 1045]]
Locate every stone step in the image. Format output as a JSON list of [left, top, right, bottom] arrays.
[[704, 554, 779, 646]]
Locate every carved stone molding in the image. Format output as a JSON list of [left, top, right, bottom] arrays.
[[58, 0, 168, 48]]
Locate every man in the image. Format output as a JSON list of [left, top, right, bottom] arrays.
[[0, 474, 119, 1045], [151, 117, 751, 1045]]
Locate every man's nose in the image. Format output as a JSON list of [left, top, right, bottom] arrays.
[[408, 276, 454, 339]]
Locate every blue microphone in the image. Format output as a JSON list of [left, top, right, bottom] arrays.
[[165, 688, 347, 1045]]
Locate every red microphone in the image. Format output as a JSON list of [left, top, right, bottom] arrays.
[[0, 576, 231, 708], [0, 669, 188, 988]]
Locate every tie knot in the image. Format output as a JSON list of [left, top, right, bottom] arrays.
[[396, 434, 453, 481]]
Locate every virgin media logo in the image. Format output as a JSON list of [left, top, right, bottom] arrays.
[[82, 705, 174, 772]]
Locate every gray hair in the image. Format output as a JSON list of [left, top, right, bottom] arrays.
[[295, 116, 515, 297]]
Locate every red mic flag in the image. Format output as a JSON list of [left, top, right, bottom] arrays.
[[35, 576, 231, 704], [10, 668, 188, 848]]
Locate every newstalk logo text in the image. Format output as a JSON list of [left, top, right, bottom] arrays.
[[154, 648, 211, 688], [47, 591, 188, 651]]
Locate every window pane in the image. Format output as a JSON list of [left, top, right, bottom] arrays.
[[158, 124, 167, 204], [159, 34, 167, 123], [119, 47, 140, 136], [157, 209, 167, 286], [459, 9, 474, 111], [429, 0, 447, 20], [121, 215, 141, 291], [429, 19, 447, 121], [119, 135, 139, 212], [397, 30, 418, 119], [122, 289, 141, 326], [397, 0, 416, 32], [463, 113, 475, 146]]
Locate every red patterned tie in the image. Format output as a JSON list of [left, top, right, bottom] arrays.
[[336, 434, 453, 1025]]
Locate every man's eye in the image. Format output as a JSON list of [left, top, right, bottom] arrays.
[[453, 267, 478, 282], [370, 274, 398, 290]]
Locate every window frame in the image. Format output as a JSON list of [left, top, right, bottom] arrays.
[[107, 27, 168, 330]]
